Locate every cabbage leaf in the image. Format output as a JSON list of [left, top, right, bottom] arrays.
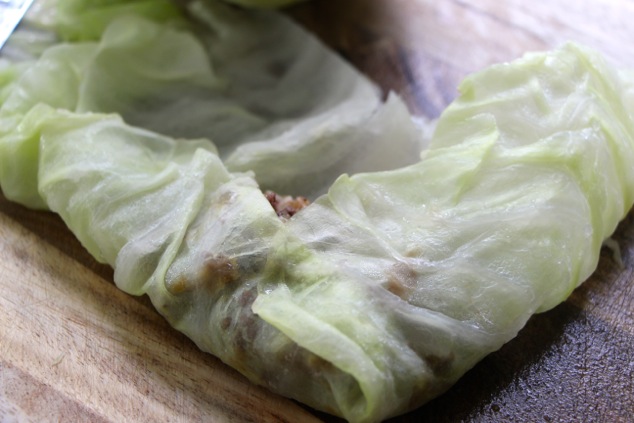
[[0, 0, 424, 208]]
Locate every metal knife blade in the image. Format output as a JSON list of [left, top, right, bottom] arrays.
[[0, 0, 35, 51]]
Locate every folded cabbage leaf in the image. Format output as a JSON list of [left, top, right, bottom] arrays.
[[2, 1, 634, 423], [0, 0, 424, 208]]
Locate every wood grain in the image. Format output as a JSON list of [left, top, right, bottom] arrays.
[[291, 0, 634, 117], [2, 1, 634, 422]]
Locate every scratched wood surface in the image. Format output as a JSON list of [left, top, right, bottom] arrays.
[[1, 0, 634, 422]]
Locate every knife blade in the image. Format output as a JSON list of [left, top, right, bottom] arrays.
[[0, 0, 35, 51]]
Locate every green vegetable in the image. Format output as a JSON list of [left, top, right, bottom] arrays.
[[56, 0, 185, 41], [0, 0, 422, 208], [2, 1, 633, 422]]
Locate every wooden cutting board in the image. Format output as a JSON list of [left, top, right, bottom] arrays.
[[1, 1, 633, 422]]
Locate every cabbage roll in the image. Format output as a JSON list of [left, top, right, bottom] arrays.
[[1, 1, 633, 422]]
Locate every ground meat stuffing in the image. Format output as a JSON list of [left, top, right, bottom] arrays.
[[265, 190, 310, 220]]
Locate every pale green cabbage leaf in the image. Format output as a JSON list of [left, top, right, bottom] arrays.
[[0, 0, 423, 208], [1, 1, 633, 423]]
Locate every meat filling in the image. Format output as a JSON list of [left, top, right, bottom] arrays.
[[265, 190, 310, 220]]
